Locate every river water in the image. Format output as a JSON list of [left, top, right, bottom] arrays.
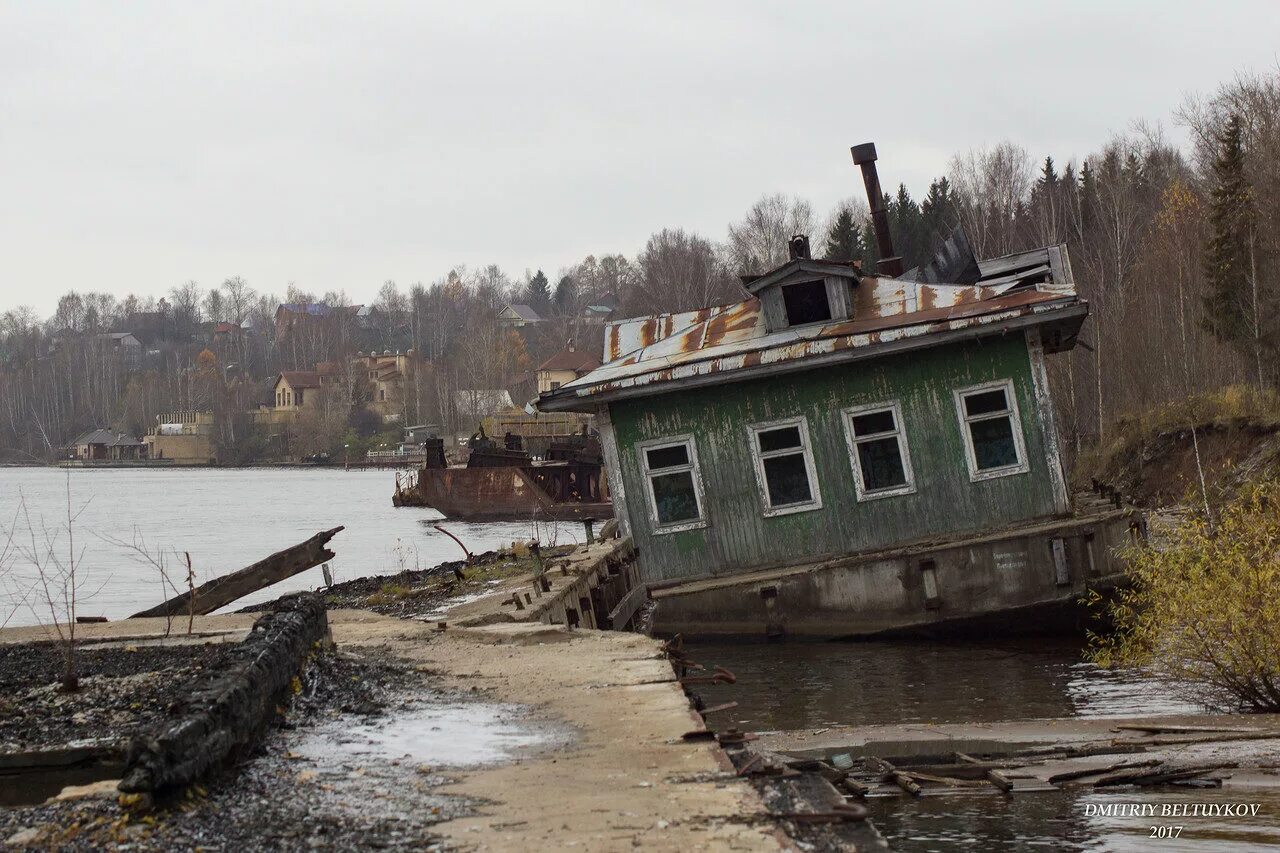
[[0, 467, 582, 627], [684, 638, 1200, 730], [687, 640, 1280, 851]]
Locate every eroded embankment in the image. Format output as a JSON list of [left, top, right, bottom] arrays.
[[1078, 391, 1280, 508]]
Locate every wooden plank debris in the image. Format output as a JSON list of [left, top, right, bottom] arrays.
[[864, 756, 922, 797], [1048, 759, 1160, 784], [1114, 723, 1261, 735], [129, 527, 343, 619], [1094, 762, 1238, 788]]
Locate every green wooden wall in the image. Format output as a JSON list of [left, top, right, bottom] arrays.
[[608, 332, 1061, 583]]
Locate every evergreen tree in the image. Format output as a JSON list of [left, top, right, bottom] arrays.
[[859, 196, 888, 272], [1201, 114, 1261, 353], [526, 269, 551, 312], [553, 275, 577, 314], [889, 183, 924, 269], [920, 177, 956, 246], [822, 206, 865, 262]]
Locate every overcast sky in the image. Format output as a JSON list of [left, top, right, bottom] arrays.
[[2, 1, 1277, 316]]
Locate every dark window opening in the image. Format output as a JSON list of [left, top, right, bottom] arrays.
[[968, 417, 1018, 469], [762, 455, 812, 506], [782, 280, 832, 326], [650, 471, 699, 524], [757, 425, 802, 453], [646, 444, 689, 469], [753, 421, 817, 510], [850, 406, 910, 493], [964, 388, 1008, 417], [644, 440, 702, 526], [857, 438, 906, 491], [959, 384, 1022, 473]]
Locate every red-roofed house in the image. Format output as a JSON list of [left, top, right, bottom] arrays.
[[536, 341, 600, 393]]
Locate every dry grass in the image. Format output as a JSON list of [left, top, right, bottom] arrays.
[[1075, 385, 1280, 491]]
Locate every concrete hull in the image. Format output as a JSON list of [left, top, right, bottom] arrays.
[[650, 509, 1139, 639]]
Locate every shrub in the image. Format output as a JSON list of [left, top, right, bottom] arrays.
[[1088, 480, 1280, 712]]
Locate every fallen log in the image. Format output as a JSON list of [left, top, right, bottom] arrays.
[[129, 527, 343, 619]]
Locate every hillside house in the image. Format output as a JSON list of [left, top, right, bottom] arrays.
[[536, 342, 600, 393], [354, 349, 418, 422], [578, 293, 620, 326], [274, 303, 334, 340], [539, 230, 1140, 638], [271, 365, 338, 414], [498, 304, 543, 328], [94, 332, 142, 369]]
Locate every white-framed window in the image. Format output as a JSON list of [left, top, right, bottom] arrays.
[[747, 417, 822, 516], [637, 435, 706, 534], [842, 401, 915, 500], [954, 379, 1029, 481]]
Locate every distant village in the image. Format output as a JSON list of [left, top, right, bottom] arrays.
[[53, 291, 612, 466]]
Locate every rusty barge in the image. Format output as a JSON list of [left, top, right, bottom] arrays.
[[393, 430, 613, 522]]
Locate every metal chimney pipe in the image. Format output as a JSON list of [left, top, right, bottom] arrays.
[[850, 142, 904, 278]]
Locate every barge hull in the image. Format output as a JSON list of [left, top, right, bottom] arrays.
[[394, 466, 613, 522]]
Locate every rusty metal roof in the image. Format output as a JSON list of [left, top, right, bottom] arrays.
[[539, 244, 1086, 412]]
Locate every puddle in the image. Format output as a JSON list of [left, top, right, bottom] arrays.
[[295, 700, 557, 768]]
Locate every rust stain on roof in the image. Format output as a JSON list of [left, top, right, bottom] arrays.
[[556, 267, 1083, 408]]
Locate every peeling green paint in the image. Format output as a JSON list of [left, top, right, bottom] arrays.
[[610, 332, 1059, 584]]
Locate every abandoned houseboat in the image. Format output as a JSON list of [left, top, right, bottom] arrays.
[[536, 146, 1140, 638]]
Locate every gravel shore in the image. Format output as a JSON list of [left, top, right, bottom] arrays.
[[0, 645, 477, 850]]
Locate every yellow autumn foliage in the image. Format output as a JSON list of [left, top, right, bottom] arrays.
[[1088, 480, 1280, 712]]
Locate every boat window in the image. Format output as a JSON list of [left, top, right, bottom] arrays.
[[748, 418, 822, 516], [638, 437, 705, 531], [955, 380, 1028, 480], [845, 402, 914, 499], [781, 280, 832, 326]]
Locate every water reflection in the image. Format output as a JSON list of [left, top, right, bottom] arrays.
[[685, 637, 1200, 731]]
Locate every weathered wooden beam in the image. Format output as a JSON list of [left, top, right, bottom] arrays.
[[1048, 759, 1160, 785], [129, 527, 343, 619], [606, 580, 649, 630], [1113, 723, 1261, 735]]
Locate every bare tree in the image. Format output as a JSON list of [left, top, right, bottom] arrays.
[[220, 276, 256, 325], [948, 141, 1034, 258], [8, 481, 96, 691], [630, 229, 742, 316], [726, 193, 817, 273]]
